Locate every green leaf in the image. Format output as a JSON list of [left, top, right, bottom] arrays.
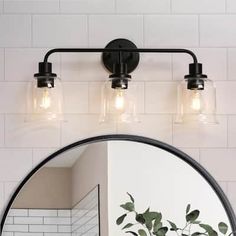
[[126, 231, 138, 236], [192, 221, 201, 224], [167, 220, 178, 231], [127, 192, 135, 203], [143, 211, 159, 231], [182, 234, 188, 236], [186, 210, 200, 222], [138, 229, 147, 236], [199, 224, 214, 232], [155, 227, 168, 236], [116, 214, 127, 225], [186, 204, 191, 214], [199, 224, 218, 236], [155, 213, 162, 223], [143, 211, 160, 222], [153, 213, 162, 232], [144, 208, 150, 213], [136, 214, 145, 224], [218, 222, 228, 235], [123, 223, 134, 230], [153, 222, 163, 233], [120, 202, 135, 212], [146, 220, 153, 231], [209, 230, 218, 236], [192, 232, 203, 236]]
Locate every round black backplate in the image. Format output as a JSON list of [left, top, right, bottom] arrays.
[[102, 38, 140, 73]]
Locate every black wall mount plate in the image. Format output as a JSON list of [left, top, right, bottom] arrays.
[[102, 38, 140, 74]]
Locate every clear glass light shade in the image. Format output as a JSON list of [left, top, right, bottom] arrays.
[[100, 80, 139, 123], [176, 78, 218, 124], [27, 77, 64, 121]]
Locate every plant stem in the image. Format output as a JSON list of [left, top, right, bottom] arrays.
[[181, 222, 190, 235]]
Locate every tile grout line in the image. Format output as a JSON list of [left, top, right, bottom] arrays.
[[143, 14, 145, 47], [199, 148, 202, 164], [143, 81, 146, 115], [59, 0, 61, 14], [114, 0, 117, 13], [226, 181, 229, 196], [0, 46, 235, 49], [3, 47, 5, 81], [87, 15, 90, 47], [171, 53, 174, 80], [86, 81, 89, 114], [0, 12, 234, 16], [226, 48, 229, 80], [171, 114, 174, 145], [227, 115, 229, 148], [31, 149, 34, 168], [59, 120, 63, 148], [198, 14, 200, 47], [3, 113, 6, 147], [30, 14, 33, 48], [143, 81, 146, 114]]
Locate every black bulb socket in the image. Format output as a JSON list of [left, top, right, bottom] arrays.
[[184, 63, 207, 90], [34, 62, 57, 88], [109, 63, 131, 89]]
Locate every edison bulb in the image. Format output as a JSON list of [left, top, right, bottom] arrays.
[[39, 88, 51, 109], [114, 89, 125, 110], [191, 90, 201, 111]]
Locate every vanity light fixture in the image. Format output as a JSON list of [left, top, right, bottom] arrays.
[[176, 63, 217, 124], [31, 38, 217, 124], [31, 62, 63, 121]]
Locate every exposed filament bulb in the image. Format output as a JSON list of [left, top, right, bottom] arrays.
[[115, 89, 125, 110], [40, 89, 51, 109], [191, 90, 201, 111]]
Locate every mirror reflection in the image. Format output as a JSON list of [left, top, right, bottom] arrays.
[[2, 141, 232, 236]]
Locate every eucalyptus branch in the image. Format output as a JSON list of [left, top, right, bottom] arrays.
[[116, 193, 230, 236]]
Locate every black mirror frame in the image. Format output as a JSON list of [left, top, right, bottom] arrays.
[[1, 134, 236, 234]]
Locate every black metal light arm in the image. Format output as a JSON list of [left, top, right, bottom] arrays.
[[43, 47, 198, 65], [34, 39, 206, 91]]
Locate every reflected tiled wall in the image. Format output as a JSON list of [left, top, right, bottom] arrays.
[[0, 0, 236, 219], [2, 209, 71, 236], [2, 187, 99, 236], [72, 187, 99, 236]]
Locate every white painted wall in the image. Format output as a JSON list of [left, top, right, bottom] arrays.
[[0, 0, 236, 224], [72, 142, 108, 236], [12, 167, 72, 209]]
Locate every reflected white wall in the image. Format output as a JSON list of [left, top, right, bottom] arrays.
[[107, 141, 230, 236]]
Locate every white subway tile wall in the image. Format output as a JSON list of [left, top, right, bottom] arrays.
[[227, 0, 236, 13], [33, 15, 88, 47], [172, 0, 225, 13], [0, 15, 31, 47], [2, 188, 99, 236], [0, 0, 235, 221], [4, 0, 60, 14], [3, 209, 71, 235], [88, 15, 143, 47], [144, 15, 199, 47]]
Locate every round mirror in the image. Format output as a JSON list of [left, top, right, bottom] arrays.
[[1, 135, 236, 236]]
